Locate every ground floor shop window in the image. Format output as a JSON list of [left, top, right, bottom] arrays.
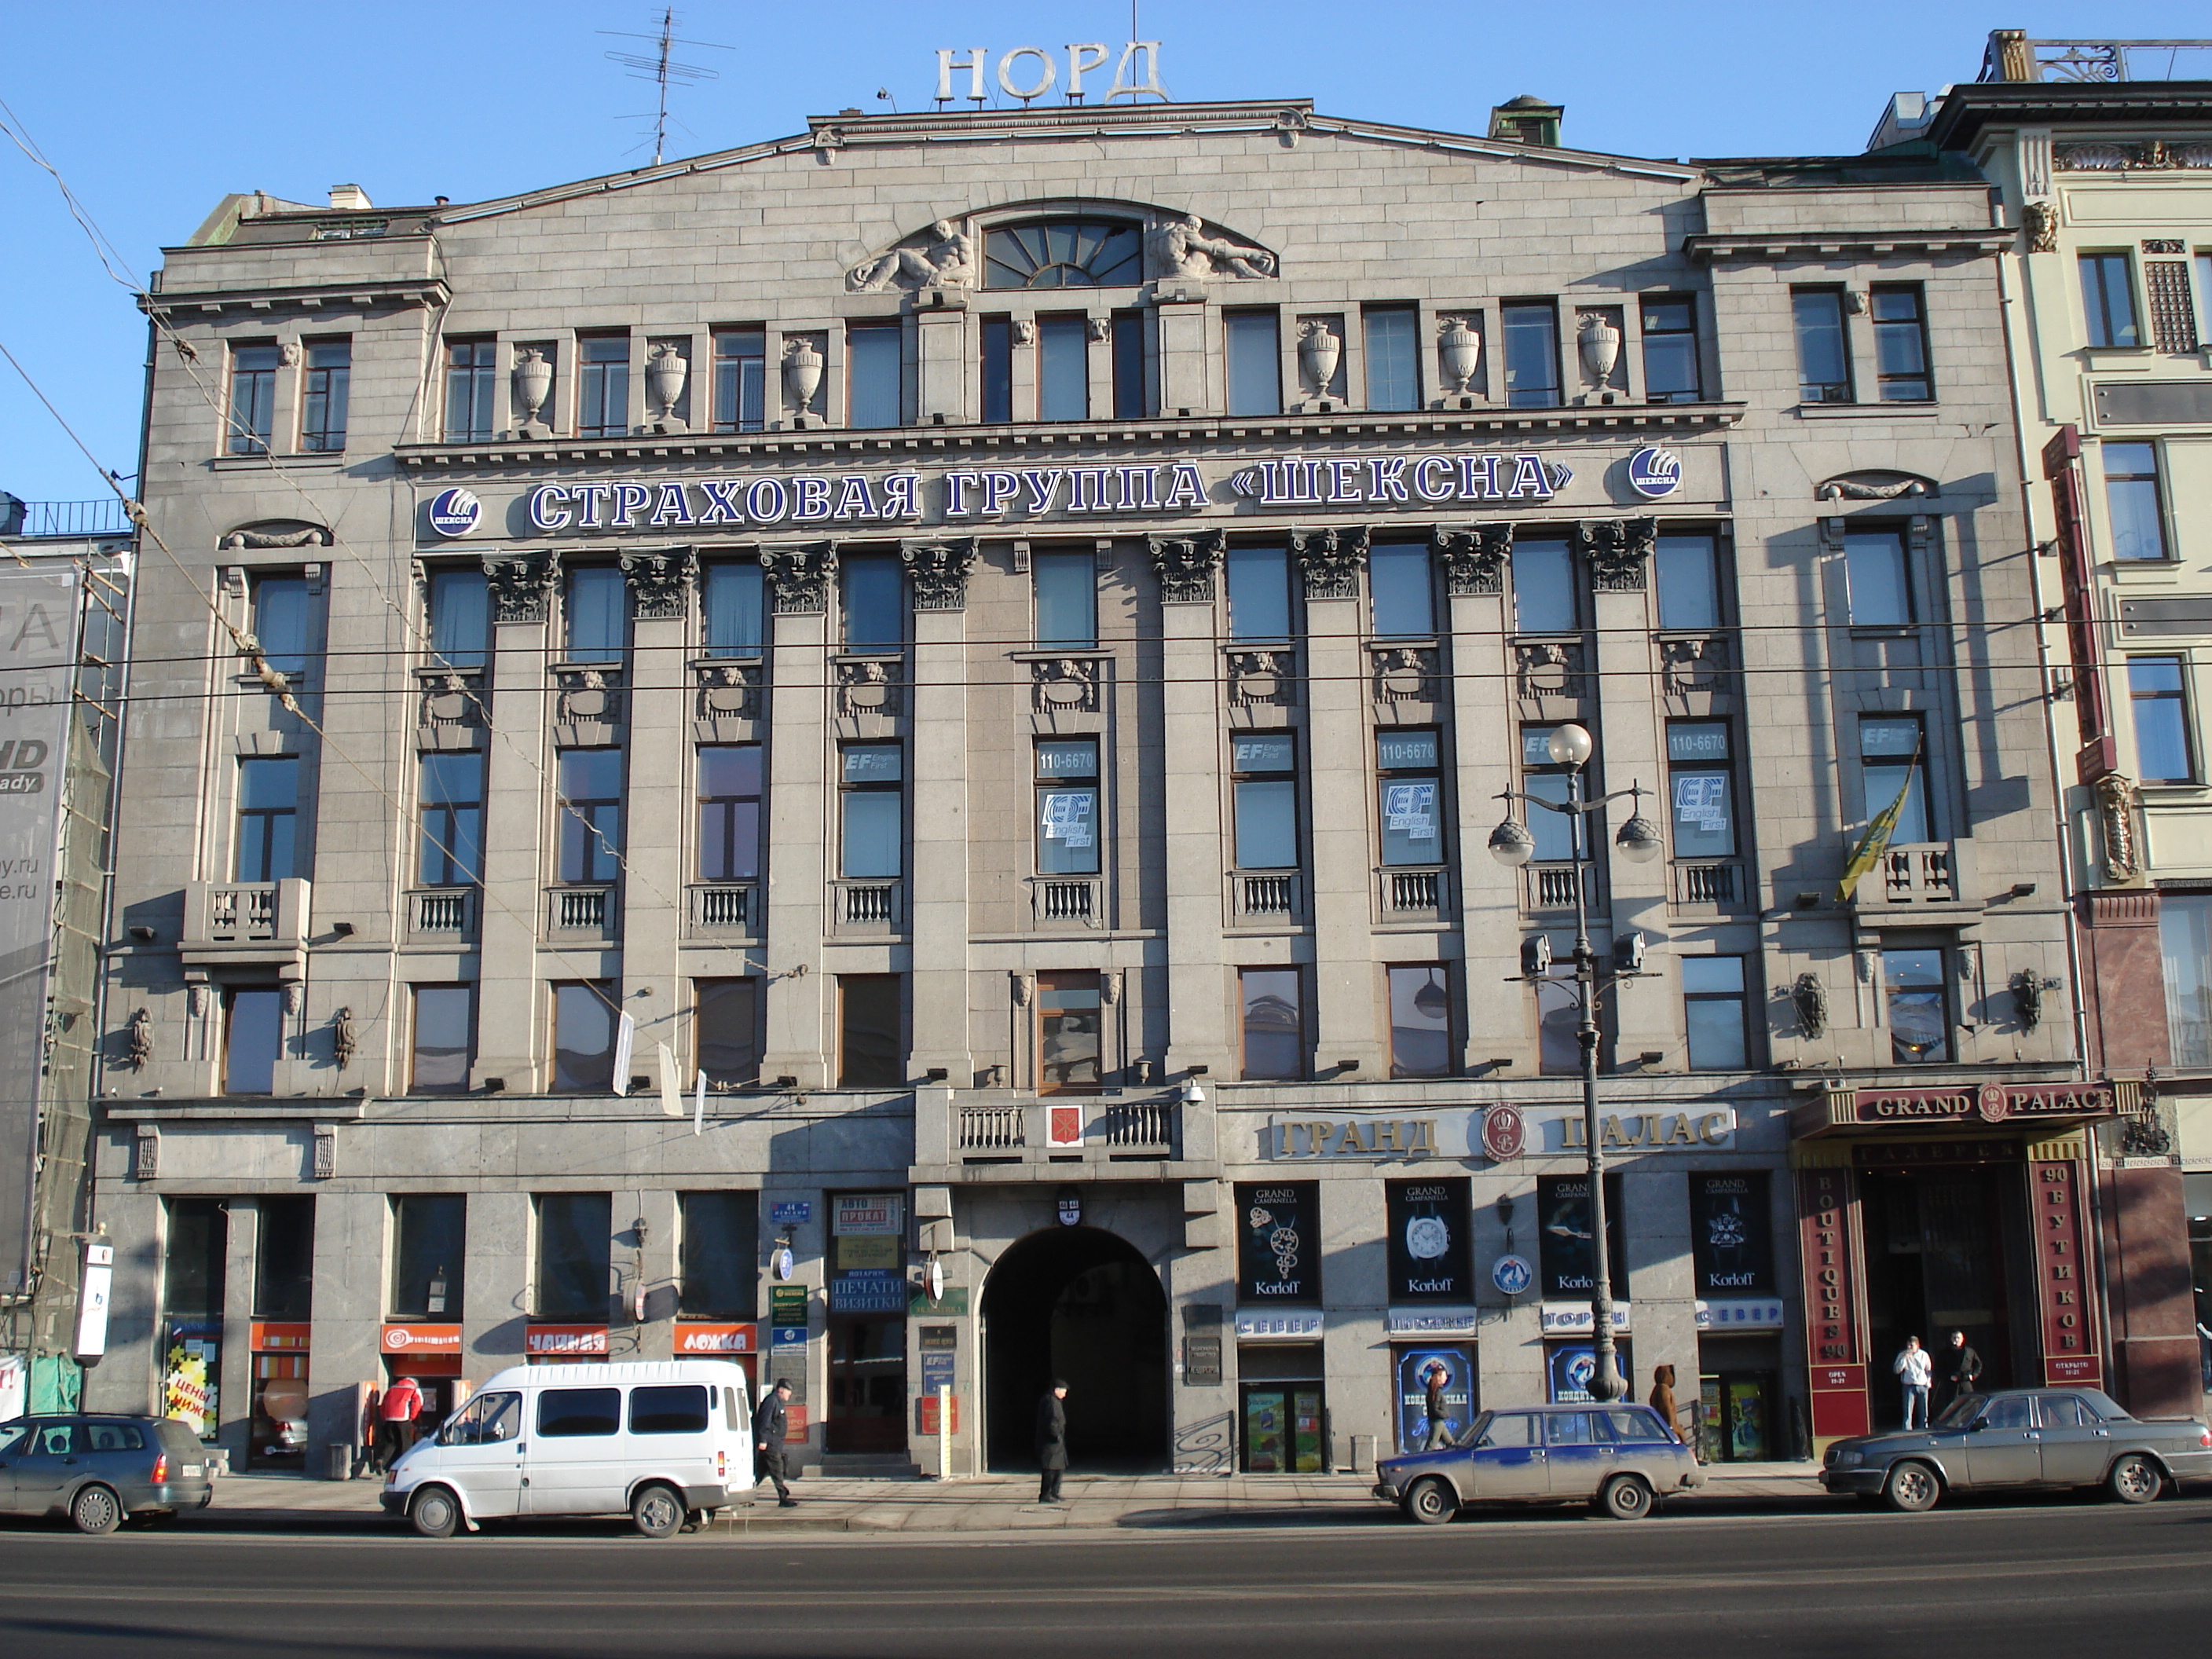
[[1392, 1345, 1475, 1454], [826, 1317, 906, 1455], [1697, 1371, 1775, 1463], [1238, 1342, 1325, 1472], [1546, 1339, 1632, 1404]]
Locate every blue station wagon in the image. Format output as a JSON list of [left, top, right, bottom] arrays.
[[1375, 1403, 1705, 1523]]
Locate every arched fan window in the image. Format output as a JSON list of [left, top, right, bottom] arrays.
[[984, 219, 1143, 288]]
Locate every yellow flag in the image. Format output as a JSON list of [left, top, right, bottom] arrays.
[[1835, 750, 1921, 903]]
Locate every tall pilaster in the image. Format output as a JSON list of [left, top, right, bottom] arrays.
[[1440, 526, 1522, 1069], [618, 548, 695, 1073], [759, 544, 833, 1087], [1154, 533, 1232, 1075], [906, 539, 974, 1080]]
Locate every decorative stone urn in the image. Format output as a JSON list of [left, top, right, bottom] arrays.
[[782, 338, 824, 426], [512, 346, 554, 437], [646, 342, 688, 432], [1437, 317, 1481, 395], [1297, 320, 1342, 401], [1577, 312, 1621, 395]]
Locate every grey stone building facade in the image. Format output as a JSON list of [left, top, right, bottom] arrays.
[[88, 90, 2103, 1481]]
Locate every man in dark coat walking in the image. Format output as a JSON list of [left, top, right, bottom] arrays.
[[1941, 1330, 1983, 1418], [1035, 1379, 1069, 1504], [755, 1379, 797, 1507]]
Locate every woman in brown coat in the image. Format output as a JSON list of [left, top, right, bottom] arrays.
[[1648, 1364, 1683, 1445]]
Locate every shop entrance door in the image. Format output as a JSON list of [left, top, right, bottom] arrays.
[[1240, 1384, 1325, 1473], [981, 1225, 1170, 1473], [825, 1317, 907, 1454], [1696, 1372, 1777, 1462], [1860, 1164, 2027, 1430]]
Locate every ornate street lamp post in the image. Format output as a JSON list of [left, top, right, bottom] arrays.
[[1487, 723, 1662, 1402]]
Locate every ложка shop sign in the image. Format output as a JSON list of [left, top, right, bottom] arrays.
[[422, 445, 1687, 540]]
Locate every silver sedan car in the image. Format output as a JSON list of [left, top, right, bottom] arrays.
[[1375, 1402, 1705, 1523]]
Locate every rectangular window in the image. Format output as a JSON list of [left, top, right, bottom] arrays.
[[1225, 310, 1281, 416], [534, 1192, 611, 1318], [1845, 529, 1912, 626], [251, 574, 317, 679], [838, 973, 902, 1087], [1240, 967, 1304, 1081], [299, 339, 350, 451], [711, 328, 766, 432], [1683, 957, 1749, 1069], [631, 1385, 709, 1434], [1870, 284, 1932, 401], [224, 987, 284, 1095], [1536, 963, 1580, 1074], [410, 984, 474, 1093], [1368, 540, 1434, 637], [2159, 893, 2212, 1068], [697, 745, 761, 881], [427, 566, 489, 672], [1231, 732, 1298, 870], [1111, 310, 1146, 418], [1363, 306, 1419, 412], [678, 1191, 758, 1318], [2130, 657, 2195, 782], [1883, 948, 1948, 1063], [1038, 314, 1089, 421], [1036, 738, 1100, 876], [1501, 302, 1561, 408], [701, 560, 765, 657], [2079, 252, 2140, 348], [539, 1387, 620, 1436], [577, 336, 630, 438], [2104, 441, 2170, 562], [418, 752, 484, 886], [1656, 532, 1719, 630], [1227, 544, 1292, 640], [840, 743, 903, 879], [551, 982, 616, 1093], [1387, 964, 1452, 1079], [1511, 538, 1576, 634], [695, 979, 760, 1086], [1377, 728, 1442, 866], [1859, 716, 1930, 844], [252, 1195, 315, 1319], [564, 565, 627, 662], [1639, 295, 1701, 403], [444, 339, 497, 441], [556, 749, 624, 884], [2197, 251, 2212, 340], [236, 756, 299, 881], [1034, 549, 1097, 648], [980, 317, 1013, 425], [1792, 288, 1853, 402], [847, 322, 903, 428], [840, 552, 903, 650], [1037, 970, 1103, 1095], [1668, 722, 1736, 859], [163, 1196, 228, 1321], [1522, 727, 1584, 863], [390, 1194, 465, 1318], [228, 343, 278, 454]]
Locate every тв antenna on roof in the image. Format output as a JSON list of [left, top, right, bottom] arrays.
[[601, 7, 734, 166]]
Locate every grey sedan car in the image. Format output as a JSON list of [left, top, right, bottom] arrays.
[[1821, 1386, 2212, 1512], [1375, 1403, 1705, 1523], [0, 1415, 216, 1533]]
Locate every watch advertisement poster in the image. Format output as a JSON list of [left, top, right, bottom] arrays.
[[1385, 1177, 1472, 1303]]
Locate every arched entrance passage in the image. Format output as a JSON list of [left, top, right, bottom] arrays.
[[981, 1225, 1170, 1473]]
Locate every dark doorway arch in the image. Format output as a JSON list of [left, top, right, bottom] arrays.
[[981, 1225, 1170, 1472]]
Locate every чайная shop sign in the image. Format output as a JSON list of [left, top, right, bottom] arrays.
[[422, 445, 1685, 540]]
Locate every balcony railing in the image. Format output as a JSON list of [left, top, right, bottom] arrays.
[[1671, 860, 1744, 907], [410, 888, 474, 936], [689, 883, 756, 932], [1234, 871, 1301, 922], [3, 497, 133, 538], [1523, 862, 1592, 914], [1873, 844, 1956, 906], [1383, 867, 1447, 917], [834, 880, 902, 931], [180, 878, 310, 972], [1103, 1101, 1174, 1153], [548, 884, 616, 934], [1032, 877, 1100, 927], [958, 1105, 1026, 1150]]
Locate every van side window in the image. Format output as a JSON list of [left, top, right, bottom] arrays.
[[725, 1389, 743, 1431], [444, 1390, 522, 1445], [629, 1384, 710, 1435], [537, 1387, 622, 1437]]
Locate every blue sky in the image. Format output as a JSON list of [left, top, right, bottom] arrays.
[[2, 2, 2203, 500]]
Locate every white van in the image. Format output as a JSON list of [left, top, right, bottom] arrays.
[[380, 1360, 755, 1537]]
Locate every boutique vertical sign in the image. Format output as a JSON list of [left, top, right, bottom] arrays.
[[1798, 1164, 1870, 1440], [1386, 1177, 1472, 1303], [1236, 1183, 1319, 1304]]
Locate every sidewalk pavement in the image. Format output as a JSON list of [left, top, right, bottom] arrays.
[[200, 1461, 1834, 1533]]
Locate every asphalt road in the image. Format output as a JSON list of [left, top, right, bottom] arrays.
[[2, 1493, 2208, 1658]]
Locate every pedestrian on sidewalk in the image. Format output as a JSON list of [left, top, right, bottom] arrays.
[[1421, 1361, 1454, 1449], [1941, 1329, 1982, 1417], [1648, 1364, 1684, 1445], [375, 1375, 421, 1474], [1036, 1379, 1069, 1504], [1892, 1335, 1933, 1430], [756, 1379, 797, 1507]]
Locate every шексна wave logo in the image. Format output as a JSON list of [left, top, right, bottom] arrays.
[[427, 488, 482, 537], [1626, 446, 1681, 499]]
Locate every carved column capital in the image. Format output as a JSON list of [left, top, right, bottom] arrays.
[[1433, 523, 1511, 596], [1574, 516, 1657, 592], [1290, 524, 1369, 599], [620, 545, 698, 619], [1148, 528, 1226, 603], [482, 549, 558, 624], [760, 542, 837, 615], [900, 538, 977, 611]]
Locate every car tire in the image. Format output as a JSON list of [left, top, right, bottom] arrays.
[[1402, 1478, 1456, 1525], [2107, 1453, 2162, 1505], [69, 1484, 122, 1536], [409, 1485, 462, 1539], [632, 1481, 685, 1540], [1598, 1475, 1654, 1521], [1884, 1460, 1941, 1513]]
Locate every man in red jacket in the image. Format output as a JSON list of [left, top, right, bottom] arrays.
[[376, 1375, 423, 1473]]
